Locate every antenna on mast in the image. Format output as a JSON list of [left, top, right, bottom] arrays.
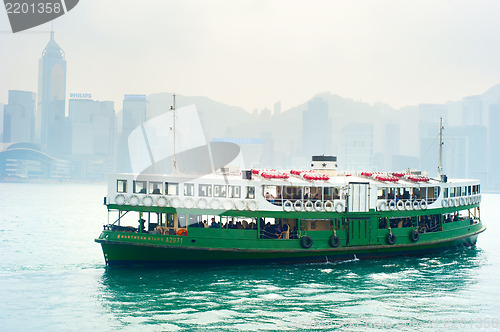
[[438, 117, 445, 182], [171, 92, 178, 171]]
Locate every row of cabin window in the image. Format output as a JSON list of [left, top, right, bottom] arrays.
[[116, 179, 256, 199], [444, 185, 480, 198]]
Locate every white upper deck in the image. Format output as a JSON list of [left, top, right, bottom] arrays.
[[106, 168, 481, 214]]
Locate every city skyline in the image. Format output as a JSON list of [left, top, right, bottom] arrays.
[[1, 1, 500, 113]]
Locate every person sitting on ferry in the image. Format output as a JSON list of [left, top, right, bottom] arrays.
[[275, 224, 282, 238], [312, 193, 319, 202], [152, 188, 161, 194], [304, 193, 309, 200], [210, 218, 219, 228], [139, 188, 146, 194], [265, 192, 275, 203]]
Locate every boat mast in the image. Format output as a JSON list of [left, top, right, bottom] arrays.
[[438, 117, 444, 179], [171, 93, 178, 171]]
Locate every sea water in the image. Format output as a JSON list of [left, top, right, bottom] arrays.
[[0, 183, 499, 331]]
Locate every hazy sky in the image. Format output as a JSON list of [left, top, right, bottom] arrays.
[[1, 0, 500, 112]]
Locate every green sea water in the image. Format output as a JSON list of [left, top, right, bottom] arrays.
[[0, 183, 499, 331]]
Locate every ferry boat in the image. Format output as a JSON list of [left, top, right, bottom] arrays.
[[95, 110, 485, 265], [95, 161, 485, 266]]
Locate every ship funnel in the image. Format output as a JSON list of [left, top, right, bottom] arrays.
[[311, 155, 337, 176]]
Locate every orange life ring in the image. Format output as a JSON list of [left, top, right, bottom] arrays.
[[176, 229, 188, 236]]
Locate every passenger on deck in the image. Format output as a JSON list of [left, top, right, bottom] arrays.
[[312, 194, 319, 201], [139, 188, 146, 194], [210, 218, 219, 228], [152, 188, 161, 194], [265, 192, 275, 202]]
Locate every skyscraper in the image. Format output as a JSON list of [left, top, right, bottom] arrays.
[[302, 97, 331, 158], [117, 94, 148, 172], [3, 90, 36, 143], [37, 31, 67, 156]]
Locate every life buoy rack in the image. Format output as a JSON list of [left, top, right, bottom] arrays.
[[129, 195, 139, 206], [378, 201, 388, 211], [389, 200, 397, 211], [176, 229, 188, 236], [115, 194, 126, 205], [210, 199, 221, 210], [196, 198, 207, 209], [314, 200, 323, 212], [409, 229, 419, 242], [459, 197, 465, 205], [156, 196, 168, 207], [222, 200, 233, 211], [143, 195, 153, 207], [300, 236, 313, 249], [448, 198, 454, 207], [324, 200, 334, 212], [247, 201, 258, 211], [386, 232, 396, 245], [335, 201, 345, 213], [294, 200, 303, 212], [396, 200, 405, 211], [234, 200, 246, 211], [441, 199, 448, 208], [412, 200, 420, 210], [304, 200, 314, 212], [420, 199, 427, 210], [184, 197, 195, 209], [404, 200, 412, 211], [329, 234, 340, 248], [170, 197, 181, 208], [283, 200, 293, 212]]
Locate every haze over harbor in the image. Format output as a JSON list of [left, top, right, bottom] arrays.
[[1, 1, 500, 189]]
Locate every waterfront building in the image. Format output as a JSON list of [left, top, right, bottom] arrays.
[[37, 31, 67, 156], [117, 94, 148, 172], [302, 97, 331, 158], [68, 95, 115, 179], [3, 90, 36, 143]]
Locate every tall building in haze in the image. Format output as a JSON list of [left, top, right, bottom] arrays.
[[3, 90, 36, 143], [37, 31, 67, 156]]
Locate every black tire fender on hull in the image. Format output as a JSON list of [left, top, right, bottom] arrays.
[[386, 233, 396, 245], [329, 234, 340, 248], [409, 229, 419, 242], [300, 236, 313, 249]]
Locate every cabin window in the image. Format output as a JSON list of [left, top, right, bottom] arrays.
[[178, 214, 187, 228], [183, 183, 194, 196], [462, 186, 466, 196], [324, 187, 340, 200], [188, 214, 202, 227], [444, 188, 449, 198], [228, 185, 241, 198], [117, 179, 127, 193], [283, 186, 302, 200], [302, 219, 333, 231], [199, 184, 212, 197], [165, 182, 179, 195], [133, 180, 147, 194], [263, 185, 278, 200], [377, 188, 386, 199], [246, 186, 255, 199], [214, 185, 227, 198], [450, 187, 456, 198], [149, 181, 162, 195], [468, 186, 471, 195], [166, 213, 175, 228]]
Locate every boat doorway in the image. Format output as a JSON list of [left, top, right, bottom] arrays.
[[347, 218, 371, 246]]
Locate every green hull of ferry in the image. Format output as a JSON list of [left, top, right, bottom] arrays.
[[95, 203, 485, 266]]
